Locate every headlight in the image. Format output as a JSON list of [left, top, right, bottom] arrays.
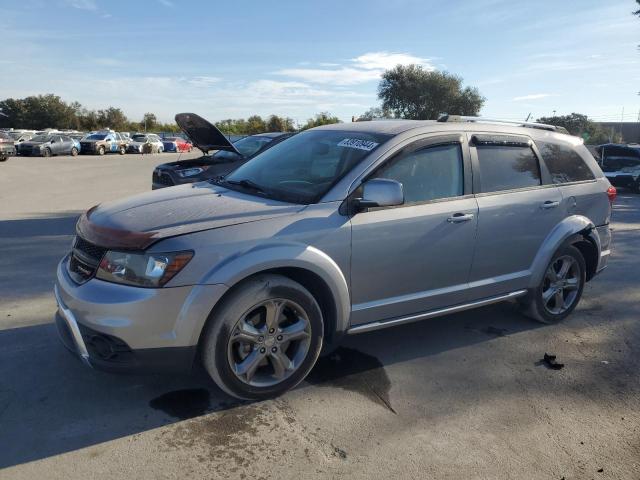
[[96, 250, 193, 287], [177, 166, 208, 178]]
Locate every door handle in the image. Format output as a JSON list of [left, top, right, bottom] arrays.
[[447, 213, 475, 223], [540, 200, 560, 209]]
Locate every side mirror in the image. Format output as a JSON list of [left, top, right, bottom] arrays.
[[354, 178, 404, 211]]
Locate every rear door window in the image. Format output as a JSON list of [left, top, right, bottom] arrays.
[[475, 145, 541, 193], [537, 141, 595, 183]]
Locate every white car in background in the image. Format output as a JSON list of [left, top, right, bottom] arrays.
[[126, 133, 164, 153]]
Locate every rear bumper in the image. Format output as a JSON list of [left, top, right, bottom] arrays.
[[595, 224, 612, 274]]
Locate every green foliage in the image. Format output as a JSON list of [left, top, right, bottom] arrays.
[[300, 112, 341, 130], [0, 93, 326, 135], [378, 65, 485, 120], [266, 114, 296, 132], [356, 106, 394, 121], [536, 113, 621, 144], [215, 114, 296, 135]]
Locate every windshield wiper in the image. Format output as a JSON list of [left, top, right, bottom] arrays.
[[224, 178, 267, 194]]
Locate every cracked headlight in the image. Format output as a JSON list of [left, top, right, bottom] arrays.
[[96, 250, 193, 287]]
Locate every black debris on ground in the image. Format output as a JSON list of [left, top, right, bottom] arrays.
[[540, 353, 564, 370]]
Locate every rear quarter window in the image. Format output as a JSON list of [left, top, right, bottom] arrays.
[[537, 141, 595, 183]]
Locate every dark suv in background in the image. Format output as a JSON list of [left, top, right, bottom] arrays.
[[152, 113, 293, 189]]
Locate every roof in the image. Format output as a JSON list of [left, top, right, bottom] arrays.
[[315, 119, 434, 135], [314, 118, 580, 142]]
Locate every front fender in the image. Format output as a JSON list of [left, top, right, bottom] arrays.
[[529, 215, 600, 288], [202, 243, 351, 336]]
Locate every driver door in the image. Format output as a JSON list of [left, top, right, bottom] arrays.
[[349, 135, 478, 326]]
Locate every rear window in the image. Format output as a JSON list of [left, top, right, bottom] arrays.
[[537, 141, 595, 183], [476, 145, 541, 193]]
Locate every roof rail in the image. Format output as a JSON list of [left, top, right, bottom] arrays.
[[437, 114, 569, 134]]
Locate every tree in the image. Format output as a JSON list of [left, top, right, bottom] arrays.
[[634, 0, 639, 16], [378, 65, 485, 120], [266, 114, 295, 132], [300, 112, 341, 130], [536, 113, 620, 144], [245, 115, 267, 134], [356, 106, 394, 121], [141, 112, 157, 132], [0, 94, 79, 129], [96, 107, 128, 131]]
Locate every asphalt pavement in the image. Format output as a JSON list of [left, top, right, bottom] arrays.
[[0, 153, 638, 479]]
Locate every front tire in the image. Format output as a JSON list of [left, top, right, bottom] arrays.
[[119, 145, 126, 155], [201, 274, 324, 400], [43, 148, 51, 157], [521, 245, 586, 324], [98, 146, 105, 156]]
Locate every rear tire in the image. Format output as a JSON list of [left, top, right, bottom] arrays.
[[119, 145, 126, 155], [70, 147, 78, 157], [201, 274, 324, 400], [520, 245, 586, 324]]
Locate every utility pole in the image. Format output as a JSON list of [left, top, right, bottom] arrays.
[[525, 112, 532, 122]]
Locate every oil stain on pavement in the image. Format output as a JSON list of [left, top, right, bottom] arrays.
[[149, 388, 213, 420], [306, 347, 396, 414]]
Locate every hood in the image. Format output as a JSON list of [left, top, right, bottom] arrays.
[[81, 139, 101, 144], [76, 183, 304, 250], [175, 112, 240, 155], [22, 140, 47, 146]]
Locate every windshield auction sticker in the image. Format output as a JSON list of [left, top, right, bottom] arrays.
[[337, 138, 379, 151]]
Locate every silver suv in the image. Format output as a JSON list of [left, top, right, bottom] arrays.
[[55, 113, 614, 399]]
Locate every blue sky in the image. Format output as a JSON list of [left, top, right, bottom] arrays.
[[2, 0, 639, 125]]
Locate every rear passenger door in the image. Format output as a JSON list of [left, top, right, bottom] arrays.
[[467, 133, 563, 299]]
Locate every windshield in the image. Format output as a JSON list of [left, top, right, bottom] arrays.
[[8, 132, 23, 140], [86, 134, 107, 140], [224, 130, 390, 203], [132, 135, 148, 142], [213, 135, 274, 161], [30, 135, 51, 142]]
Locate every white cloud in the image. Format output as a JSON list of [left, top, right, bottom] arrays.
[[186, 76, 221, 88], [352, 52, 433, 71], [513, 93, 555, 101], [158, 0, 173, 6], [63, 0, 97, 10], [275, 51, 435, 86]]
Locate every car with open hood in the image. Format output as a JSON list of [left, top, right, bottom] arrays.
[[152, 113, 293, 189], [80, 131, 128, 155], [597, 143, 640, 192], [55, 115, 613, 400], [127, 133, 164, 153], [19, 134, 79, 157]]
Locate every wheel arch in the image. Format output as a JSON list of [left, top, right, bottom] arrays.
[[529, 215, 601, 288], [194, 244, 351, 347]]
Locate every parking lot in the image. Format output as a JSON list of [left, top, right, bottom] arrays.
[[1, 153, 639, 479]]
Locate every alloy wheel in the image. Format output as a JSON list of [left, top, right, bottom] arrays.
[[542, 255, 580, 315], [227, 298, 311, 387]]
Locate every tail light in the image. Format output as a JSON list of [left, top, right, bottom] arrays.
[[606, 186, 617, 204]]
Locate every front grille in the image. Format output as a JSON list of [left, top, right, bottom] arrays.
[[153, 171, 175, 186], [75, 236, 107, 261], [80, 142, 94, 151], [67, 236, 107, 284]]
